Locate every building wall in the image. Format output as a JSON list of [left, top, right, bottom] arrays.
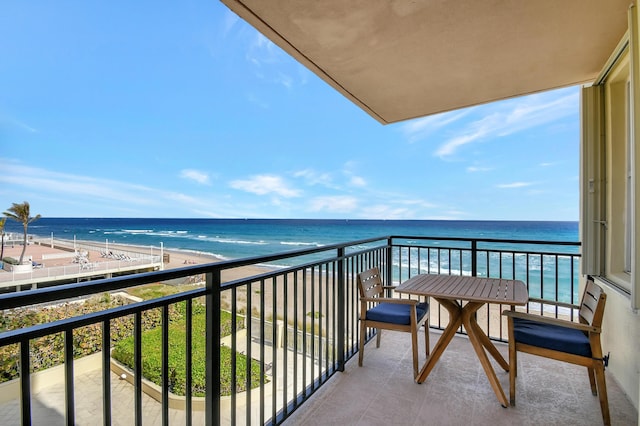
[[581, 4, 640, 416], [596, 277, 640, 411]]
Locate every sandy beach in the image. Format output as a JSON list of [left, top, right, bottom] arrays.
[[2, 240, 217, 270], [0, 239, 270, 281]]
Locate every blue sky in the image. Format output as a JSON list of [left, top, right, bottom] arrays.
[[0, 2, 579, 221]]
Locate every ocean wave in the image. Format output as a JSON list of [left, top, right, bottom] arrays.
[[280, 241, 324, 247], [217, 238, 268, 245], [144, 230, 191, 238], [192, 236, 268, 245], [175, 248, 228, 260], [122, 229, 154, 234]]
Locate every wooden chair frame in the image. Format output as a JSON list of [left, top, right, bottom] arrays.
[[357, 267, 429, 378], [503, 277, 609, 425]]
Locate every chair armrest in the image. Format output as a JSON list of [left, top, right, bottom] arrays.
[[361, 297, 419, 305], [382, 285, 397, 290], [502, 310, 600, 333]]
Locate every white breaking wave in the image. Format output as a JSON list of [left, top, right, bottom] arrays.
[[280, 241, 324, 247]]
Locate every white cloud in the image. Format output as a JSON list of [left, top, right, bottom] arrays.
[[179, 169, 211, 185], [400, 109, 473, 143], [0, 160, 229, 216], [222, 10, 239, 37], [245, 33, 296, 89], [0, 161, 167, 208], [467, 166, 492, 173], [229, 174, 301, 197], [349, 176, 366, 187], [349, 198, 438, 219], [0, 113, 38, 133], [246, 34, 276, 66], [360, 204, 413, 219], [245, 92, 269, 109], [496, 182, 535, 189], [309, 196, 358, 213], [277, 72, 293, 89], [429, 88, 578, 158], [340, 162, 367, 188], [293, 169, 335, 187]]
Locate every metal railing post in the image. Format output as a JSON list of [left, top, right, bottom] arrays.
[[337, 248, 345, 372], [206, 269, 221, 426], [471, 240, 478, 277], [20, 339, 31, 426], [386, 237, 393, 286]]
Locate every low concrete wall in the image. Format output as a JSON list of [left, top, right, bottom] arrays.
[[110, 359, 208, 411], [0, 350, 253, 412], [2, 263, 32, 274], [0, 353, 102, 403], [42, 252, 77, 260]]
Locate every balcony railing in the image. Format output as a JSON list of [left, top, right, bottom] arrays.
[[0, 235, 580, 425]]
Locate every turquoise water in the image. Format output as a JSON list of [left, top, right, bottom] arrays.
[[16, 218, 579, 260], [9, 218, 579, 303]]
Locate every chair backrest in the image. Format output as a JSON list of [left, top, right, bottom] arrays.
[[579, 277, 607, 327], [357, 267, 384, 299]]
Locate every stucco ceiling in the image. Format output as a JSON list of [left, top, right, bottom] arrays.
[[221, 0, 630, 124]]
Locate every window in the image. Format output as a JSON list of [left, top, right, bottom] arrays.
[[625, 81, 633, 273], [581, 44, 634, 297]]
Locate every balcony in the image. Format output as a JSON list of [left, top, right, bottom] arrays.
[[0, 236, 637, 425], [286, 329, 637, 425]]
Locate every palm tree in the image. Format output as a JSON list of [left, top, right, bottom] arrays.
[[0, 217, 5, 260], [3, 202, 41, 264]]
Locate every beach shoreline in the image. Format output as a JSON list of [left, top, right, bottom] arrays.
[[0, 237, 279, 289]]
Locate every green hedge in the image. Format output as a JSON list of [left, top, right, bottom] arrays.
[[0, 294, 250, 388], [111, 311, 262, 396], [0, 295, 145, 382]]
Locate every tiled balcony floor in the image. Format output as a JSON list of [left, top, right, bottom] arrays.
[[285, 330, 638, 426]]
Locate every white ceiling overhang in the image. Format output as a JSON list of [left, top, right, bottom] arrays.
[[220, 0, 630, 124]]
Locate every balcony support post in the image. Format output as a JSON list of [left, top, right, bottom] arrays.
[[471, 240, 478, 277], [206, 269, 222, 426], [337, 247, 345, 372], [20, 339, 31, 426], [386, 238, 393, 286]]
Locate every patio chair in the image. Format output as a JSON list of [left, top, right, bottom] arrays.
[[357, 267, 429, 378], [503, 277, 609, 425]]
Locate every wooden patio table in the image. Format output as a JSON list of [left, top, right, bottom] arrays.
[[395, 274, 528, 407]]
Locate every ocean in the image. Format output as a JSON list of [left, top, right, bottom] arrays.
[[4, 218, 580, 302], [7, 218, 580, 263]]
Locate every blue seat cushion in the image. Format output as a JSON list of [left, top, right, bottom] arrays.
[[366, 302, 429, 325], [513, 317, 592, 357]]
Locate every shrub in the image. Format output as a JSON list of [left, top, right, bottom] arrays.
[[0, 296, 168, 382], [111, 311, 261, 396], [2, 257, 19, 265], [0, 293, 256, 393], [0, 295, 199, 383]]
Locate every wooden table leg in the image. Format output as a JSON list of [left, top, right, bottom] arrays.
[[466, 310, 509, 371], [462, 302, 509, 407], [415, 298, 462, 383]]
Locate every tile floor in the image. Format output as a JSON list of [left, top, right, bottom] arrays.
[[284, 330, 638, 426]]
